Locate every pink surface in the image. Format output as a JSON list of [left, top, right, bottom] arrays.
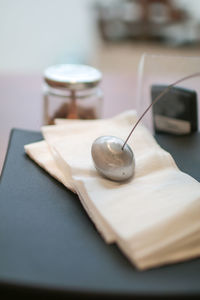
[[0, 73, 138, 173]]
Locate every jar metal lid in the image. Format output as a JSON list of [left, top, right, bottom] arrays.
[[44, 64, 102, 90]]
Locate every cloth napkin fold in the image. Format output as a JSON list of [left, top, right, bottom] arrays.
[[25, 111, 200, 270]]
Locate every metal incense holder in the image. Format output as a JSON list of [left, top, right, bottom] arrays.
[[91, 72, 200, 182], [91, 136, 135, 181]]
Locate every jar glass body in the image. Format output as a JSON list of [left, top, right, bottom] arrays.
[[43, 85, 103, 125]]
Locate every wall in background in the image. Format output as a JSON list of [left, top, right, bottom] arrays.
[[0, 0, 99, 72], [1, 0, 200, 73]]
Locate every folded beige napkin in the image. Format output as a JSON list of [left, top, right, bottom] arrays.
[[25, 111, 200, 270]]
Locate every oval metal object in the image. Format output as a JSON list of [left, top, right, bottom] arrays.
[[91, 136, 135, 181]]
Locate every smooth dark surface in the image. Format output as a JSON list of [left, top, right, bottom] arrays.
[[155, 132, 200, 182], [0, 129, 200, 299]]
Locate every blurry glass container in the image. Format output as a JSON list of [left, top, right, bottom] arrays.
[[137, 54, 200, 133], [43, 64, 103, 124]]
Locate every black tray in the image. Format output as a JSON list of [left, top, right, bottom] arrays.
[[0, 129, 200, 299]]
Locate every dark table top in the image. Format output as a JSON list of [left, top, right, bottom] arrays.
[[0, 129, 200, 299]]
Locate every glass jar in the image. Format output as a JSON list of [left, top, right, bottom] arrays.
[[137, 54, 200, 133], [43, 64, 103, 124]]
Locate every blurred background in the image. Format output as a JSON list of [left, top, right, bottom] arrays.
[[1, 0, 200, 172], [1, 0, 200, 73]]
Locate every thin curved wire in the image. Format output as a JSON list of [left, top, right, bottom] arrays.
[[122, 72, 200, 150]]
